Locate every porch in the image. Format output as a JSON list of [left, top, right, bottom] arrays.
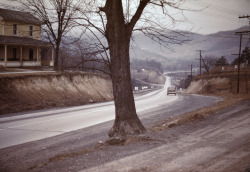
[[0, 35, 54, 68]]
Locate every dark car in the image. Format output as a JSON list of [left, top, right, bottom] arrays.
[[167, 86, 176, 95]]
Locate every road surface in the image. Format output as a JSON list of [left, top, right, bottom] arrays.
[[0, 77, 229, 172], [0, 77, 177, 149]]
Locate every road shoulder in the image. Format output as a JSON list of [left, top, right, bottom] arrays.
[[85, 100, 250, 172]]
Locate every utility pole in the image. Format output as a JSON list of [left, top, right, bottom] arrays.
[[184, 70, 186, 88], [235, 14, 250, 94], [236, 33, 243, 94], [190, 64, 193, 79], [196, 50, 205, 75], [239, 15, 250, 94], [246, 59, 249, 94], [233, 33, 249, 94]]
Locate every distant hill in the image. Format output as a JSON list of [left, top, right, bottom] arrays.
[[130, 26, 250, 71]]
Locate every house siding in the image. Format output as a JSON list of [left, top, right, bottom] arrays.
[[1, 21, 41, 40], [0, 19, 3, 35], [0, 8, 53, 67]]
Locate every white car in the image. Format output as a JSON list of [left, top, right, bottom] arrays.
[[167, 86, 176, 95]]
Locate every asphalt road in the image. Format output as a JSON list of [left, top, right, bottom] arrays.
[[0, 77, 178, 149], [0, 79, 224, 172]]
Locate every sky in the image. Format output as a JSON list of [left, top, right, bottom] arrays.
[[0, 0, 249, 35], [180, 0, 250, 34]]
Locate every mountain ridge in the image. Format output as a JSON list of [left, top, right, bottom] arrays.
[[130, 26, 250, 70]]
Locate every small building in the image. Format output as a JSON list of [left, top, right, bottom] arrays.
[[0, 8, 54, 68]]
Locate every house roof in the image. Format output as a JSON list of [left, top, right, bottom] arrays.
[[0, 8, 43, 25], [0, 35, 51, 46]]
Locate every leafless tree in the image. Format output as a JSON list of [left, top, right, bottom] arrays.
[[202, 56, 218, 72], [76, 0, 191, 139], [17, 0, 83, 71], [67, 37, 111, 74]]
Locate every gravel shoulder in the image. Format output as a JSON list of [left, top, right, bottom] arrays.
[[86, 100, 250, 172], [0, 95, 249, 172]]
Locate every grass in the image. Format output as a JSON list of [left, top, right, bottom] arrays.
[[150, 93, 250, 132]]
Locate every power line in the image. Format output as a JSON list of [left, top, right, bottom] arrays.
[[184, 4, 241, 23], [199, 11, 239, 22], [185, 1, 247, 25], [188, 1, 245, 15], [184, 9, 241, 23]]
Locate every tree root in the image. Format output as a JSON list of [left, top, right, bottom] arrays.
[[108, 118, 146, 142]]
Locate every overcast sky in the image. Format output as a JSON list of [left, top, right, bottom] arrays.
[[180, 0, 250, 34], [0, 0, 249, 35]]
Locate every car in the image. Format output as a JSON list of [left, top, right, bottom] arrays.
[[167, 86, 176, 95]]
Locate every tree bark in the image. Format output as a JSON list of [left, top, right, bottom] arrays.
[[108, 33, 146, 138], [103, 0, 146, 138], [54, 45, 59, 71], [54, 36, 62, 71]]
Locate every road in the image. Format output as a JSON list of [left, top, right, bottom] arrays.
[[0, 77, 178, 149], [0, 77, 229, 172]]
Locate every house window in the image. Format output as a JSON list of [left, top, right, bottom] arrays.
[[13, 24, 17, 35], [29, 26, 33, 37], [29, 49, 33, 60], [13, 48, 17, 60]]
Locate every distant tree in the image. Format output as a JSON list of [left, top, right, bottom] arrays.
[[148, 60, 163, 73], [215, 56, 228, 67], [242, 47, 250, 63], [58, 37, 111, 74], [184, 75, 192, 89], [202, 56, 217, 72], [131, 59, 163, 73], [71, 38, 111, 74], [231, 47, 250, 65]]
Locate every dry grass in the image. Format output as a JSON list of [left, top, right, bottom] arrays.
[[151, 93, 250, 132], [177, 68, 250, 131]]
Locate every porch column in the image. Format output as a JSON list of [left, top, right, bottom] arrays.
[[20, 45, 23, 62], [4, 44, 7, 67], [37, 46, 39, 61]]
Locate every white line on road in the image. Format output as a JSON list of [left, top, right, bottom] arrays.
[[8, 106, 115, 129]]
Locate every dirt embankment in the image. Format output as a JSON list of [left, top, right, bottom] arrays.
[[0, 72, 113, 115], [185, 68, 250, 95]]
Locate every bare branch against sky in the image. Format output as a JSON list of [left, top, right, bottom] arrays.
[[1, 0, 249, 35]]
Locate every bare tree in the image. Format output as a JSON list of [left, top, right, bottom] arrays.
[[202, 56, 218, 72], [18, 0, 83, 71], [77, 0, 190, 139], [69, 37, 111, 74]]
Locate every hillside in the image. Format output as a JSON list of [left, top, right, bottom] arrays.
[[0, 72, 113, 115], [130, 26, 250, 70], [131, 69, 165, 85], [185, 66, 250, 95]]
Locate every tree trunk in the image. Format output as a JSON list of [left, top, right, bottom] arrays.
[[54, 45, 59, 71], [104, 0, 146, 138], [108, 36, 146, 138]]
